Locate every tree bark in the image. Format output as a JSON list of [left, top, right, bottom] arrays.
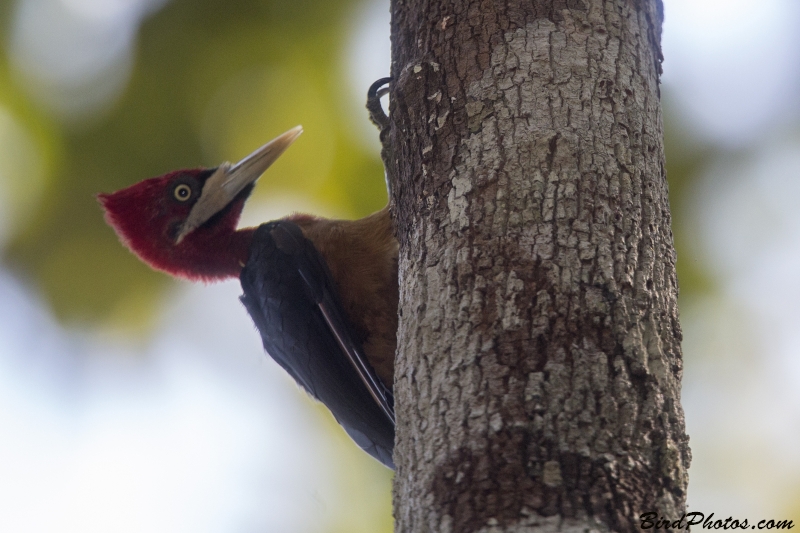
[[387, 1, 689, 532]]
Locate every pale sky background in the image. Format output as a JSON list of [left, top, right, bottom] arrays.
[[1, 0, 799, 530]]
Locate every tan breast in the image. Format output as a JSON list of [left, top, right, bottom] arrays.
[[291, 206, 398, 388]]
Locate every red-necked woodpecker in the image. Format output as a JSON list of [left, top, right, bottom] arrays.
[[99, 80, 397, 468]]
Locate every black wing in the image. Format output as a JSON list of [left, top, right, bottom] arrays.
[[239, 221, 395, 468]]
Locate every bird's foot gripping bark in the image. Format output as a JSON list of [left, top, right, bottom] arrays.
[[366, 77, 395, 198], [367, 77, 391, 130]]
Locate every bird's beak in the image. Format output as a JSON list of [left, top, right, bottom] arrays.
[[176, 126, 303, 244]]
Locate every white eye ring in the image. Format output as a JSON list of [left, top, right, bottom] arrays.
[[174, 184, 192, 202]]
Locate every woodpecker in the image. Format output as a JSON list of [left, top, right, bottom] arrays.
[[99, 81, 398, 468]]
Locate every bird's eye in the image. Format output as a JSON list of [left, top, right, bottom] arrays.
[[173, 184, 192, 202]]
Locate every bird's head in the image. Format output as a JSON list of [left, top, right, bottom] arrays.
[[99, 126, 302, 282]]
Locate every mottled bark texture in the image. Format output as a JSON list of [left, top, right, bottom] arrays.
[[387, 0, 689, 532]]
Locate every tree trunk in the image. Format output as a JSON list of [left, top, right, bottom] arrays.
[[387, 1, 689, 532]]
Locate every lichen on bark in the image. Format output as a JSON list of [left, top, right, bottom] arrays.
[[388, 1, 688, 532]]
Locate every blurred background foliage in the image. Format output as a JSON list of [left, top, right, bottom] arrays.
[[0, 0, 799, 531]]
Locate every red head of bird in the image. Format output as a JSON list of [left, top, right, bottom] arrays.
[[98, 126, 303, 282]]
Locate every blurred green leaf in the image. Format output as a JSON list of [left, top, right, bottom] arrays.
[[663, 92, 718, 299]]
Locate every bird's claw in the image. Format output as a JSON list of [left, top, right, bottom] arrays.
[[366, 77, 395, 198], [367, 77, 392, 130]]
